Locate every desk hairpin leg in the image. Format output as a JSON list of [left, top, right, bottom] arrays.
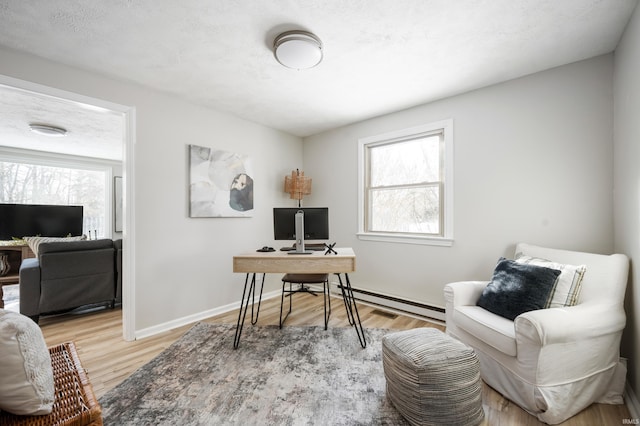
[[233, 272, 265, 349], [251, 273, 265, 325], [337, 276, 354, 326], [336, 273, 366, 348]]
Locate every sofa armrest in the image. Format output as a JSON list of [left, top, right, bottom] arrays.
[[19, 258, 41, 317], [515, 302, 626, 346], [444, 281, 488, 307]]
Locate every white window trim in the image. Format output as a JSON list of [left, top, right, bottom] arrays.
[[0, 147, 115, 238], [357, 119, 454, 246]]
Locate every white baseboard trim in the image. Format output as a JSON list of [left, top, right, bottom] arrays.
[[134, 289, 281, 340], [626, 381, 640, 421]]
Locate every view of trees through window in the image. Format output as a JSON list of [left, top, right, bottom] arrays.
[[367, 134, 443, 235], [0, 160, 108, 238]]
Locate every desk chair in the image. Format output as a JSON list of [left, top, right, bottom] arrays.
[[280, 274, 331, 329]]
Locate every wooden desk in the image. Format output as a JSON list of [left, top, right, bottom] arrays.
[[232, 248, 365, 348]]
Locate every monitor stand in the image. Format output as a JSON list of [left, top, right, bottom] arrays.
[[286, 210, 316, 296], [288, 210, 312, 255]]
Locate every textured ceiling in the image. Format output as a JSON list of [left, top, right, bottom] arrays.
[[0, 0, 637, 160], [0, 84, 124, 161]]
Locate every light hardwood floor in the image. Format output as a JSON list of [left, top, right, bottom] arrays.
[[39, 295, 632, 425]]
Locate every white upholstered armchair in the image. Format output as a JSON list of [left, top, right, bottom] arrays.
[[444, 243, 629, 424]]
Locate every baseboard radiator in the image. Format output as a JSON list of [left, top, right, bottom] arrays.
[[328, 282, 445, 325]]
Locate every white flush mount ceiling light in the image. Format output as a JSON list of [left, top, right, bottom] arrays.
[[274, 30, 323, 70], [29, 123, 67, 137]]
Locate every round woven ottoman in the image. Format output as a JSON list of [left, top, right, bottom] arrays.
[[382, 327, 484, 426]]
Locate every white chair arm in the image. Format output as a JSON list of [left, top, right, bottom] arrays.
[[444, 281, 488, 306], [515, 302, 626, 346]]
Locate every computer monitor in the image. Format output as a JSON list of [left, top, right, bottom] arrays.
[[273, 207, 329, 254]]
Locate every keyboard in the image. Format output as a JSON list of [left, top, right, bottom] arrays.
[[280, 244, 326, 252]]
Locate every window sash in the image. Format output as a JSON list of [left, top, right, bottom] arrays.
[[368, 134, 441, 187], [364, 133, 445, 237], [368, 183, 442, 235]]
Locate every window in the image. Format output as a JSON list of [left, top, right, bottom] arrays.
[[0, 154, 112, 238], [358, 119, 453, 246]]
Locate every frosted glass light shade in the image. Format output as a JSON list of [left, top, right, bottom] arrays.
[[274, 31, 323, 70]]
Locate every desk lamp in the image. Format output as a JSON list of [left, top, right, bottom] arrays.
[[284, 169, 311, 255], [284, 169, 311, 208]]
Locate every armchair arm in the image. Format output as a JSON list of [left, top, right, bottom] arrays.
[[515, 302, 626, 386], [18, 258, 41, 317], [444, 281, 488, 306], [515, 302, 626, 346]]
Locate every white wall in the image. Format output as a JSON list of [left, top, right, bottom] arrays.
[[614, 2, 640, 406], [304, 55, 615, 308], [0, 46, 302, 332]]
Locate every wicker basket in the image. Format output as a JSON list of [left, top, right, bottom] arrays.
[[0, 342, 103, 426]]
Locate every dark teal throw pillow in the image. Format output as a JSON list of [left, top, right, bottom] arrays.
[[477, 257, 561, 321]]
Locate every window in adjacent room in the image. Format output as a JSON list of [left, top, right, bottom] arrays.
[[357, 119, 453, 246], [0, 155, 112, 238]]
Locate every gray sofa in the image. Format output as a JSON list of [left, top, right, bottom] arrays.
[[19, 239, 122, 323]]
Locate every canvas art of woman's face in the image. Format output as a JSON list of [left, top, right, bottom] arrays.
[[229, 173, 254, 212]]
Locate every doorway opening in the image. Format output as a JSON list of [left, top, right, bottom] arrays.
[[0, 74, 136, 340]]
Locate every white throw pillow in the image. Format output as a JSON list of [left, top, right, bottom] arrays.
[[0, 309, 55, 415], [22, 235, 87, 257], [514, 255, 587, 308]]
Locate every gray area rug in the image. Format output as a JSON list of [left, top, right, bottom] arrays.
[[100, 323, 410, 425]]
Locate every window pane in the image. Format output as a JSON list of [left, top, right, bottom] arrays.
[[0, 161, 107, 237], [369, 186, 440, 234], [370, 135, 440, 187]]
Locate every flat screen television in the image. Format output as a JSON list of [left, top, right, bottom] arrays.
[[0, 203, 84, 240], [273, 207, 329, 241]]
